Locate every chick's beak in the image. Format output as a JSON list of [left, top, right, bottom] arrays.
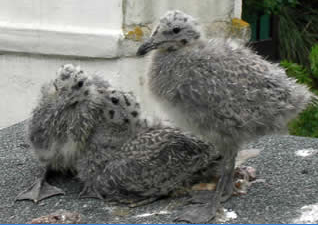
[[136, 38, 158, 56]]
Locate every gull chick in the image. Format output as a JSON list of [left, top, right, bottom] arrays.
[[137, 10, 315, 223]]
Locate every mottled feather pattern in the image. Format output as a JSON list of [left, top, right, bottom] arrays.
[[136, 10, 315, 207], [148, 27, 314, 149], [28, 64, 143, 173], [28, 63, 223, 204], [87, 126, 222, 200]]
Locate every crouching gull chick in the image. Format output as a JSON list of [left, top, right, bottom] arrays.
[[76, 123, 223, 205]]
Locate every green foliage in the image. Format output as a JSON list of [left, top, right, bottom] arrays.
[[281, 45, 318, 138], [242, 0, 299, 17], [310, 45, 318, 78], [263, 0, 299, 14], [243, 0, 318, 68], [244, 1, 318, 137], [279, 6, 318, 68], [288, 105, 318, 138], [280, 60, 314, 89]]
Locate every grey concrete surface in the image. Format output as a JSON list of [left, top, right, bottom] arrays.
[[0, 121, 318, 223]]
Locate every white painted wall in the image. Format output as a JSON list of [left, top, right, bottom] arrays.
[[0, 0, 241, 129], [0, 0, 122, 29], [0, 0, 123, 58], [124, 0, 235, 25]]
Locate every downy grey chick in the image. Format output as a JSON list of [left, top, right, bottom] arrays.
[[137, 10, 315, 222], [74, 84, 147, 199], [26, 65, 224, 207], [76, 112, 223, 211], [16, 64, 141, 202]]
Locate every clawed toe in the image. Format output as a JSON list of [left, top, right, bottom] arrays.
[[16, 179, 65, 203]]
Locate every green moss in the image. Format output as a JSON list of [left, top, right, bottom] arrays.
[[125, 26, 145, 41]]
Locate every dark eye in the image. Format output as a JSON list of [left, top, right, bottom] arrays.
[[173, 27, 181, 34], [131, 111, 138, 117], [78, 80, 84, 88], [72, 80, 84, 90], [111, 97, 119, 105]]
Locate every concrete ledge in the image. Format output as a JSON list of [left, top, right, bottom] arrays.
[[0, 22, 123, 58]]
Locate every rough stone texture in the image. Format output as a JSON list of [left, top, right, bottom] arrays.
[[1, 121, 317, 223], [205, 18, 251, 43], [225, 135, 318, 224], [123, 0, 236, 26], [122, 17, 251, 57]]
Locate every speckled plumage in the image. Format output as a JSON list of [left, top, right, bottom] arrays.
[[28, 64, 142, 172], [23, 63, 222, 204], [74, 86, 146, 199], [73, 80, 223, 201], [137, 10, 315, 222], [76, 125, 222, 203], [139, 11, 314, 148], [18, 64, 144, 201]]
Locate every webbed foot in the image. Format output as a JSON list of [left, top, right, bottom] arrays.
[[79, 184, 104, 200], [15, 178, 65, 203], [175, 191, 218, 224]]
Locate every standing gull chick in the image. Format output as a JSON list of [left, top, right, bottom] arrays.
[[137, 10, 315, 222]]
